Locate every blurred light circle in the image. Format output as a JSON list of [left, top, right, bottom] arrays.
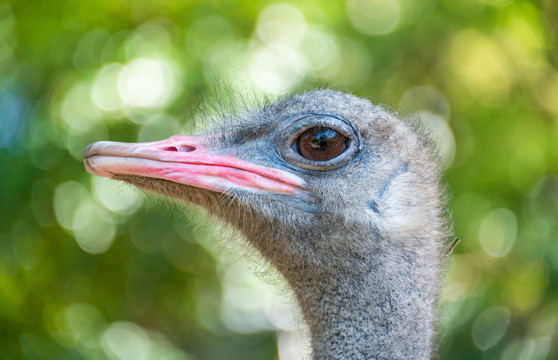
[[450, 29, 512, 105], [73, 28, 111, 72], [256, 3, 307, 46], [501, 337, 551, 360], [346, 0, 401, 36], [54, 181, 90, 231], [57, 303, 106, 348], [249, 44, 308, 95], [125, 19, 176, 59], [500, 4, 547, 75], [472, 306, 511, 350], [61, 81, 102, 133], [399, 86, 451, 120], [412, 111, 456, 168], [92, 176, 141, 215], [301, 29, 341, 77], [72, 201, 116, 254], [221, 262, 274, 332], [101, 322, 151, 360], [478, 208, 517, 257], [91, 63, 125, 112], [117, 58, 176, 108], [444, 297, 478, 330]]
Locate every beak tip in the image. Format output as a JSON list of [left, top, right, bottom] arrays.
[[83, 144, 93, 159]]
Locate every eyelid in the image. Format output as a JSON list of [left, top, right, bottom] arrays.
[[284, 118, 354, 145]]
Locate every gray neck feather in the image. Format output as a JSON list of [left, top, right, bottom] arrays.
[[280, 231, 441, 360]]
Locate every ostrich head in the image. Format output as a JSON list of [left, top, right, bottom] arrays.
[[84, 89, 450, 359]]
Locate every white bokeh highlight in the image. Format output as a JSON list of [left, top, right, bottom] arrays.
[[479, 208, 517, 257], [346, 0, 401, 35], [118, 58, 177, 108]]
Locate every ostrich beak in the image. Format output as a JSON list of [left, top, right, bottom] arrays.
[[83, 135, 306, 195]]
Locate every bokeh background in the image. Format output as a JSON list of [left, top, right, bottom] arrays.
[[1, 0, 557, 359]]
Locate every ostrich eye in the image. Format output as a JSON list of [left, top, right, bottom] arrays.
[[296, 127, 349, 161], [277, 114, 360, 171]]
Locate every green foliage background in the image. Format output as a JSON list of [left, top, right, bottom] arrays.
[[1, 0, 558, 359]]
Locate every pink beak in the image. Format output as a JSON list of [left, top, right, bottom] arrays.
[[83, 135, 306, 195]]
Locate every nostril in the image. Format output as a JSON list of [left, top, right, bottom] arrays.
[[163, 145, 196, 152], [180, 145, 196, 152]]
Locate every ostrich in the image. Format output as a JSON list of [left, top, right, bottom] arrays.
[[84, 90, 451, 359]]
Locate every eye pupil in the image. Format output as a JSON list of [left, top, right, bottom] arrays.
[[297, 127, 348, 161]]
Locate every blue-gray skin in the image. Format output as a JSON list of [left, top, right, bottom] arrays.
[[107, 90, 451, 359]]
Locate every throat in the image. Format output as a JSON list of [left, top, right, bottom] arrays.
[[285, 249, 441, 360]]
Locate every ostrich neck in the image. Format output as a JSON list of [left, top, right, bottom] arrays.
[[283, 238, 442, 360]]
